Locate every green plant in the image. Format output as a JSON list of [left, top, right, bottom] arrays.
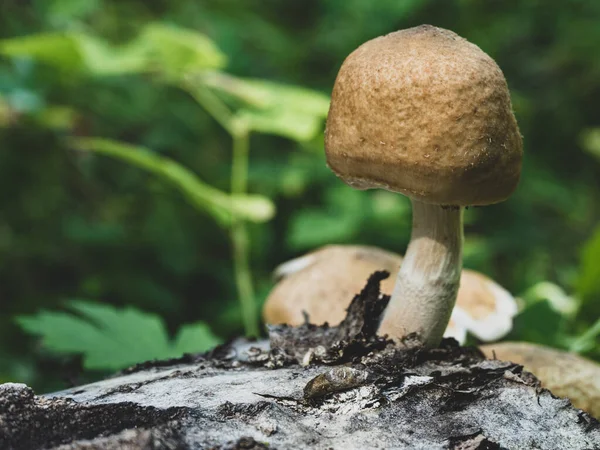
[[507, 226, 600, 359], [70, 138, 274, 226], [1, 1, 600, 392], [0, 24, 328, 337], [17, 300, 220, 371], [178, 71, 328, 336]]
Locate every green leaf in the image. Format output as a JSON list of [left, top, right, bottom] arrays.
[[581, 128, 600, 162], [173, 323, 222, 355], [34, 105, 78, 130], [577, 224, 600, 302], [136, 23, 227, 79], [0, 25, 225, 78], [191, 71, 329, 141], [45, 0, 101, 25], [287, 209, 359, 249], [70, 137, 275, 225], [0, 31, 148, 75], [520, 281, 579, 317], [230, 194, 277, 223], [202, 72, 330, 117], [568, 318, 600, 354], [287, 185, 365, 249], [509, 300, 566, 348], [69, 301, 172, 362], [76, 34, 149, 75], [16, 301, 221, 371], [0, 32, 84, 71], [236, 108, 323, 141]]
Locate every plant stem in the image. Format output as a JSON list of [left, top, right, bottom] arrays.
[[231, 129, 259, 337], [184, 80, 260, 337], [183, 81, 236, 135]]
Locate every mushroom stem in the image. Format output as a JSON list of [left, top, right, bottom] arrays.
[[378, 199, 464, 347]]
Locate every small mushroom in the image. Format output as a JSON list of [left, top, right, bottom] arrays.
[[480, 342, 600, 418], [325, 25, 523, 346], [263, 245, 517, 344], [445, 270, 517, 343]]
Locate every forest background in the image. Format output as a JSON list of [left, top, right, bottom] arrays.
[[0, 0, 599, 392]]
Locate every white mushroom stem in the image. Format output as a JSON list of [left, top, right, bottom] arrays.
[[378, 199, 464, 347]]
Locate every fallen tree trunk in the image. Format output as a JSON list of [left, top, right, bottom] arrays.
[[1, 273, 599, 450]]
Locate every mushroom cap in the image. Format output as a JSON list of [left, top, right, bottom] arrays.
[[446, 271, 517, 342], [262, 245, 518, 343], [263, 245, 400, 327], [325, 25, 523, 206], [480, 342, 600, 418]]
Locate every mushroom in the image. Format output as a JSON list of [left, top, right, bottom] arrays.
[[445, 269, 517, 343], [324, 25, 523, 346], [481, 342, 600, 418], [262, 245, 518, 344]]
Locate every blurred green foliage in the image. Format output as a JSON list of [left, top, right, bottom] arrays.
[[71, 138, 275, 227], [17, 300, 220, 370], [0, 0, 599, 391]]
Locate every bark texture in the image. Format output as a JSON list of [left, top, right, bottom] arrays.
[[1, 273, 599, 450]]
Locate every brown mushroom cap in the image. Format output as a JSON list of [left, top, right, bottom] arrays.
[[480, 342, 600, 418], [263, 245, 517, 342], [263, 245, 399, 327], [325, 25, 523, 206]]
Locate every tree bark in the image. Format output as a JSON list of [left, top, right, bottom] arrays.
[[1, 273, 599, 450]]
